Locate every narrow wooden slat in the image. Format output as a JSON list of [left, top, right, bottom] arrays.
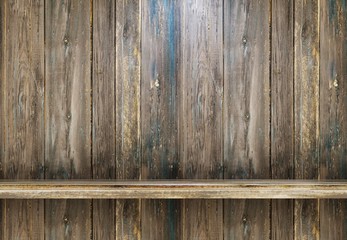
[[141, 0, 181, 239], [180, 1, 223, 239], [1, 0, 45, 239], [0, 2, 4, 238], [93, 0, 116, 239], [223, 0, 271, 239], [294, 0, 320, 239], [0, 180, 344, 199], [271, 0, 294, 239], [116, 0, 141, 239], [45, 0, 92, 239], [320, 0, 347, 238]]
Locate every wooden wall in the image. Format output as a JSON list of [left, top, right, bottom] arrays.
[[0, 0, 346, 239]]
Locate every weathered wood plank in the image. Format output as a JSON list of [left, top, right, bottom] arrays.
[[223, 0, 271, 239], [294, 0, 320, 239], [116, 0, 141, 239], [45, 0, 92, 239], [0, 180, 345, 199], [271, 0, 294, 239], [93, 0, 116, 239], [0, 0, 45, 239], [320, 0, 347, 239], [180, 0, 223, 239], [141, 0, 181, 239], [0, 2, 4, 238]]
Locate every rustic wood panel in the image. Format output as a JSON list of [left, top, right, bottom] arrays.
[[0, 0, 45, 239], [179, 1, 223, 239], [2, 0, 347, 237], [141, 0, 181, 239], [223, 0, 271, 239], [93, 0, 116, 239], [44, 0, 92, 239], [320, 0, 347, 239], [116, 0, 141, 239], [271, 0, 294, 239], [294, 0, 320, 239]]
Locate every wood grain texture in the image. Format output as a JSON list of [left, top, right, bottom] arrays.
[[141, 0, 181, 239], [2, 0, 347, 238], [294, 0, 320, 239], [93, 0, 116, 239], [116, 0, 141, 239], [0, 0, 45, 239], [223, 0, 271, 239], [45, 0, 92, 239], [320, 0, 347, 239], [0, 2, 4, 238], [179, 1, 223, 239], [271, 0, 294, 239], [0, 180, 346, 199]]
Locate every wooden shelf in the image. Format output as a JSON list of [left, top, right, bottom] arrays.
[[0, 180, 346, 199]]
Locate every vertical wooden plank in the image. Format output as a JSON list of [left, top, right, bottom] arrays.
[[93, 0, 115, 239], [116, 0, 141, 239], [1, 0, 45, 239], [320, 0, 347, 239], [180, 0, 223, 239], [0, 2, 4, 237], [45, 0, 92, 239], [294, 0, 320, 239], [141, 0, 181, 239], [223, 0, 271, 239], [271, 0, 294, 239]]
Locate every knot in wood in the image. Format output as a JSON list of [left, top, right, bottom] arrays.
[[64, 37, 69, 45]]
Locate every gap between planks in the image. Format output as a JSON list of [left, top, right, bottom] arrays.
[[0, 180, 346, 199]]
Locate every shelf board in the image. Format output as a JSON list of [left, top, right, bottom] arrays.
[[0, 180, 346, 199]]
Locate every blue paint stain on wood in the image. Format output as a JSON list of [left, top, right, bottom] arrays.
[[329, 0, 337, 22], [166, 0, 177, 117], [322, 121, 345, 176], [151, 61, 157, 81], [342, 0, 347, 10], [56, 165, 70, 179], [167, 200, 176, 240], [340, 151, 347, 178], [150, 0, 158, 23], [144, 2, 180, 236], [330, 61, 336, 80], [150, 0, 160, 35], [161, 149, 169, 178]]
